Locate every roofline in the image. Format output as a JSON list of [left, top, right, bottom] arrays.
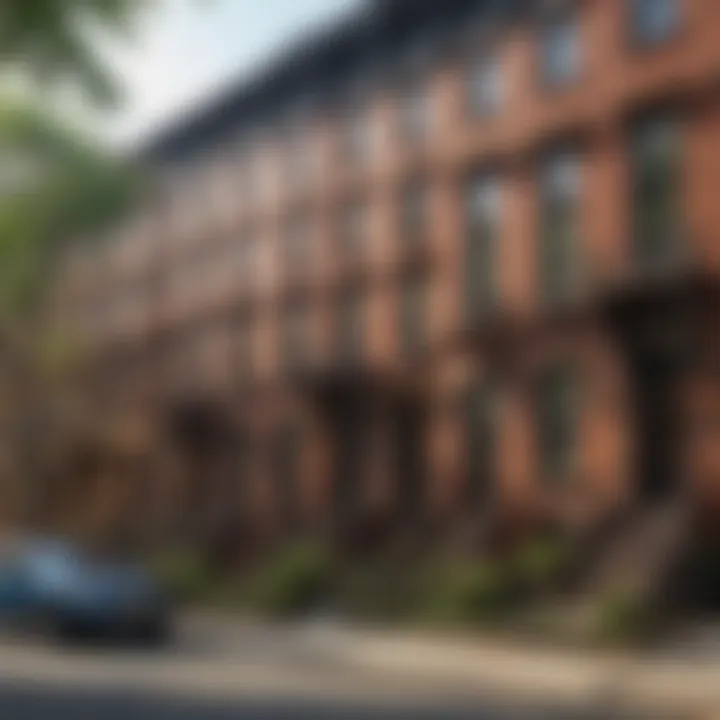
[[133, 0, 525, 165]]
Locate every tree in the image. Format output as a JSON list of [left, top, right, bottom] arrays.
[[1, 0, 146, 103], [0, 0, 149, 531], [0, 103, 141, 316]]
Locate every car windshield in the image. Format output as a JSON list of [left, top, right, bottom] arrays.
[[25, 543, 88, 589]]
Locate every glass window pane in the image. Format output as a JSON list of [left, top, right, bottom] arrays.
[[401, 276, 427, 356], [466, 175, 502, 317], [469, 54, 503, 117], [402, 182, 429, 244], [537, 366, 580, 481], [632, 116, 682, 269], [541, 14, 581, 87], [633, 0, 678, 45], [402, 85, 431, 143], [540, 152, 581, 304]]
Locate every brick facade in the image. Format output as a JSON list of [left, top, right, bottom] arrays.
[[55, 0, 720, 550]]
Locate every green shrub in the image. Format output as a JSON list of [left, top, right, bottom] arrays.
[[513, 534, 574, 594], [248, 542, 333, 617], [335, 560, 423, 621], [595, 586, 658, 644], [151, 549, 219, 604], [423, 559, 520, 626]]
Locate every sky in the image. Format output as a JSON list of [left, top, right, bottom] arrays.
[[89, 0, 362, 149]]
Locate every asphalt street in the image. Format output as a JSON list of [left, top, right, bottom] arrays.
[[0, 681, 629, 720], [0, 617, 664, 719]]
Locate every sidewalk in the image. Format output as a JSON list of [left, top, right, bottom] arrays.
[[333, 624, 720, 715], [0, 613, 717, 716], [185, 613, 720, 716]]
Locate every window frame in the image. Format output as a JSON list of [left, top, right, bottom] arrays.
[[340, 201, 369, 260], [465, 172, 503, 320], [538, 148, 583, 306], [399, 273, 428, 358], [400, 82, 432, 146], [538, 9, 582, 91], [535, 364, 582, 484], [283, 301, 313, 372], [467, 51, 504, 119], [630, 113, 684, 273], [337, 288, 365, 364], [284, 216, 313, 275], [630, 0, 681, 49], [400, 180, 430, 248]]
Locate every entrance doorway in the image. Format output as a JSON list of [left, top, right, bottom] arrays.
[[395, 402, 426, 523], [632, 353, 682, 502], [464, 385, 497, 510], [333, 400, 369, 527]]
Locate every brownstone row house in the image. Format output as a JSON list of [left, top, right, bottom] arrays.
[[55, 0, 720, 555]]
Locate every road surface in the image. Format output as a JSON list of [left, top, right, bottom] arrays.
[[0, 616, 659, 719], [0, 681, 631, 719]]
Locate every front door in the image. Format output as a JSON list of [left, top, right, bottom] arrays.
[[395, 402, 426, 523], [334, 401, 369, 528], [631, 350, 682, 502], [464, 385, 496, 510]]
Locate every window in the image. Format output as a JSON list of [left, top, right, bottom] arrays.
[[289, 132, 312, 181], [285, 217, 313, 273], [173, 170, 199, 236], [337, 290, 364, 363], [194, 321, 232, 387], [401, 181, 429, 246], [631, 115, 683, 270], [401, 85, 431, 144], [468, 53, 503, 117], [631, 0, 679, 46], [235, 317, 254, 379], [539, 151, 582, 304], [465, 174, 503, 319], [284, 303, 312, 370], [536, 365, 580, 482], [341, 202, 368, 258], [207, 154, 229, 219], [400, 275, 427, 357], [464, 383, 497, 506], [256, 149, 276, 207], [540, 12, 581, 88], [344, 109, 372, 164], [236, 238, 257, 284], [238, 144, 259, 203]]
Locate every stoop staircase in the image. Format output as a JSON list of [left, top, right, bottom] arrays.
[[585, 497, 693, 603]]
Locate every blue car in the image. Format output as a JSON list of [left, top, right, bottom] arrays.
[[0, 539, 170, 644]]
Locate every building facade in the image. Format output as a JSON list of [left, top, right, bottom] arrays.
[[57, 0, 720, 550]]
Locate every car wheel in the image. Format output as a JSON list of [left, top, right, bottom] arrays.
[[137, 614, 170, 647]]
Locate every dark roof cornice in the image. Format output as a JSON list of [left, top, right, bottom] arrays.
[[136, 0, 529, 164]]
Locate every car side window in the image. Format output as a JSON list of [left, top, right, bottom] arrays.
[[27, 552, 76, 587], [0, 558, 31, 606]]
